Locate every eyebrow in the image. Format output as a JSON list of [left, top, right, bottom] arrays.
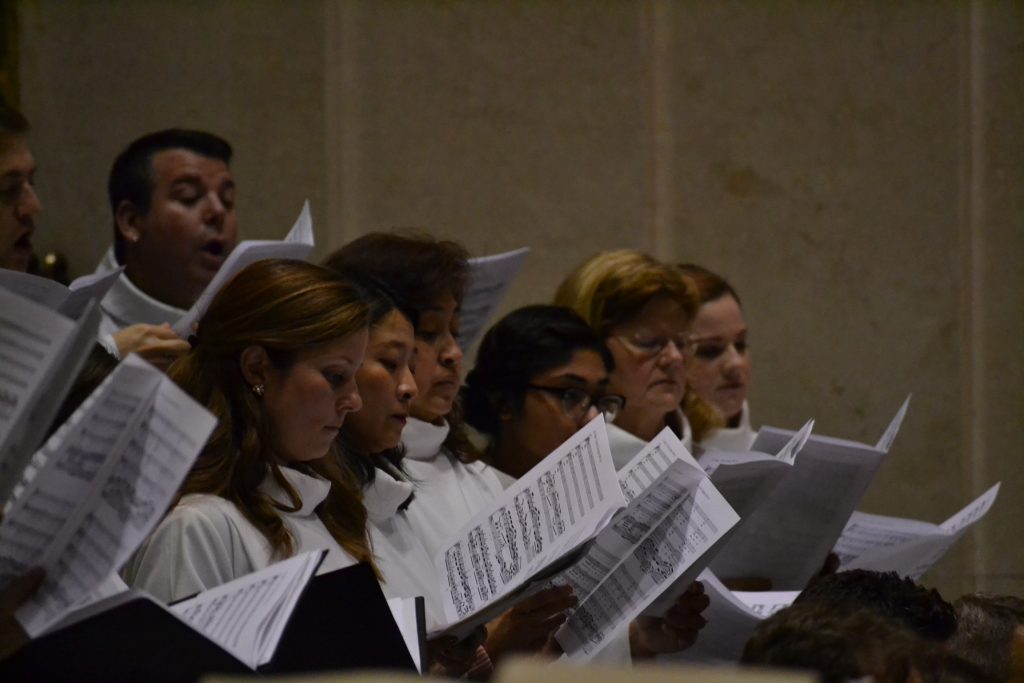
[[549, 373, 608, 387]]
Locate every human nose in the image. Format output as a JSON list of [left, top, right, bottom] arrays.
[[338, 382, 362, 414], [439, 331, 464, 369], [203, 192, 227, 226], [659, 339, 686, 367], [16, 183, 41, 220], [720, 343, 744, 374], [398, 366, 418, 401], [582, 403, 600, 424]]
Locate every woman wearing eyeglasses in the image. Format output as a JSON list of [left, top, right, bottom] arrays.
[[554, 250, 700, 468], [678, 264, 755, 451], [464, 304, 710, 662]]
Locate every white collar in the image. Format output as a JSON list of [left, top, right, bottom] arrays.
[[401, 417, 449, 462], [96, 246, 187, 328], [699, 401, 756, 451], [259, 467, 332, 517], [362, 468, 416, 523]]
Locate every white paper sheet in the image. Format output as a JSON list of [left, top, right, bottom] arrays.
[[0, 291, 102, 505], [0, 355, 217, 636], [456, 247, 529, 351], [173, 201, 314, 336], [617, 426, 703, 502], [387, 597, 423, 673], [433, 416, 624, 635], [836, 483, 1000, 579], [171, 549, 325, 668], [709, 400, 909, 589], [554, 461, 739, 661], [0, 267, 122, 320]]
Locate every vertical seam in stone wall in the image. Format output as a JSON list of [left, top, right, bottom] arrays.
[[323, 0, 361, 254], [649, 0, 673, 260], [957, 0, 987, 593]]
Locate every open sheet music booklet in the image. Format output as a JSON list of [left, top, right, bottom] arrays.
[[665, 570, 799, 664], [431, 419, 739, 662], [0, 354, 217, 637], [50, 550, 326, 670], [456, 247, 529, 351], [173, 200, 314, 336], [708, 397, 912, 589], [835, 482, 1000, 580], [0, 288, 102, 506], [0, 267, 123, 320]]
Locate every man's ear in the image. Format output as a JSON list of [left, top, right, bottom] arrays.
[[115, 200, 143, 245], [240, 345, 271, 387]]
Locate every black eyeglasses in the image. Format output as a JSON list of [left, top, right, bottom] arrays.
[[525, 385, 626, 423]]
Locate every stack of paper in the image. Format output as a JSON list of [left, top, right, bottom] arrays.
[[173, 201, 314, 336], [0, 354, 217, 636], [708, 398, 911, 589], [834, 483, 1000, 579], [456, 247, 529, 351], [0, 288, 102, 505]]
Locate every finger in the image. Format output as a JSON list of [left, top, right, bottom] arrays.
[[0, 568, 44, 613], [684, 580, 705, 596]]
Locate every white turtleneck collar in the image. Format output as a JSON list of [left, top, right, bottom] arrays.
[[259, 467, 332, 517], [700, 401, 757, 452], [362, 466, 416, 523], [401, 417, 449, 462]]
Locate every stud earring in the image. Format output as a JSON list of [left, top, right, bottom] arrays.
[[251, 383, 265, 398]]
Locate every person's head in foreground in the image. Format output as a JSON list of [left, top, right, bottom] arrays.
[[0, 97, 40, 272], [742, 602, 995, 683], [109, 128, 238, 310], [463, 304, 621, 478], [678, 263, 751, 430], [949, 593, 1024, 682], [554, 249, 697, 443], [168, 258, 371, 563], [796, 569, 958, 643]]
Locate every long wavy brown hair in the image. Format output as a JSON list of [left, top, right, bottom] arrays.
[[167, 258, 376, 571]]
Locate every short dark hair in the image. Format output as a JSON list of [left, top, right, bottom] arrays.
[[108, 128, 233, 263], [0, 94, 29, 137], [795, 569, 958, 642], [463, 305, 615, 437], [949, 593, 1024, 681], [677, 263, 742, 307], [323, 231, 469, 320]]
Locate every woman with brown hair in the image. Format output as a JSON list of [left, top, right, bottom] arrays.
[[554, 250, 704, 466], [678, 264, 755, 450], [124, 259, 374, 602]]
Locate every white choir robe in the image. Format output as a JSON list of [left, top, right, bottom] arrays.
[[123, 467, 357, 604], [606, 409, 693, 470], [698, 401, 757, 452], [93, 247, 187, 336]]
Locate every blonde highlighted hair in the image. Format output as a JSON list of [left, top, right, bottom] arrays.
[[167, 259, 377, 572]]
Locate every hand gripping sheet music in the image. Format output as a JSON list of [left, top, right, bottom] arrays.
[[709, 397, 911, 589], [0, 354, 217, 637], [553, 430, 740, 661], [173, 201, 314, 336], [455, 247, 529, 351], [0, 289, 102, 505], [834, 483, 1000, 580], [432, 416, 624, 637]]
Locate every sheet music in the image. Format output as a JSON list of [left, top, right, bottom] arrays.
[[0, 268, 122, 320], [709, 403, 905, 589], [732, 589, 800, 617], [456, 247, 529, 351], [0, 355, 216, 636], [0, 292, 101, 505], [433, 416, 624, 633], [387, 597, 423, 673], [617, 426, 702, 501], [173, 202, 314, 336], [554, 463, 739, 661], [837, 483, 999, 580], [698, 420, 813, 521], [171, 549, 325, 668]]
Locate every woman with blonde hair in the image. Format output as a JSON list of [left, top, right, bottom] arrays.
[[125, 259, 373, 602], [554, 249, 706, 466]]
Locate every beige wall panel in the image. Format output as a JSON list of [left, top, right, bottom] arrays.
[[18, 0, 326, 277], [972, 1, 1024, 596], [326, 0, 654, 310], [662, 4, 969, 591]]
